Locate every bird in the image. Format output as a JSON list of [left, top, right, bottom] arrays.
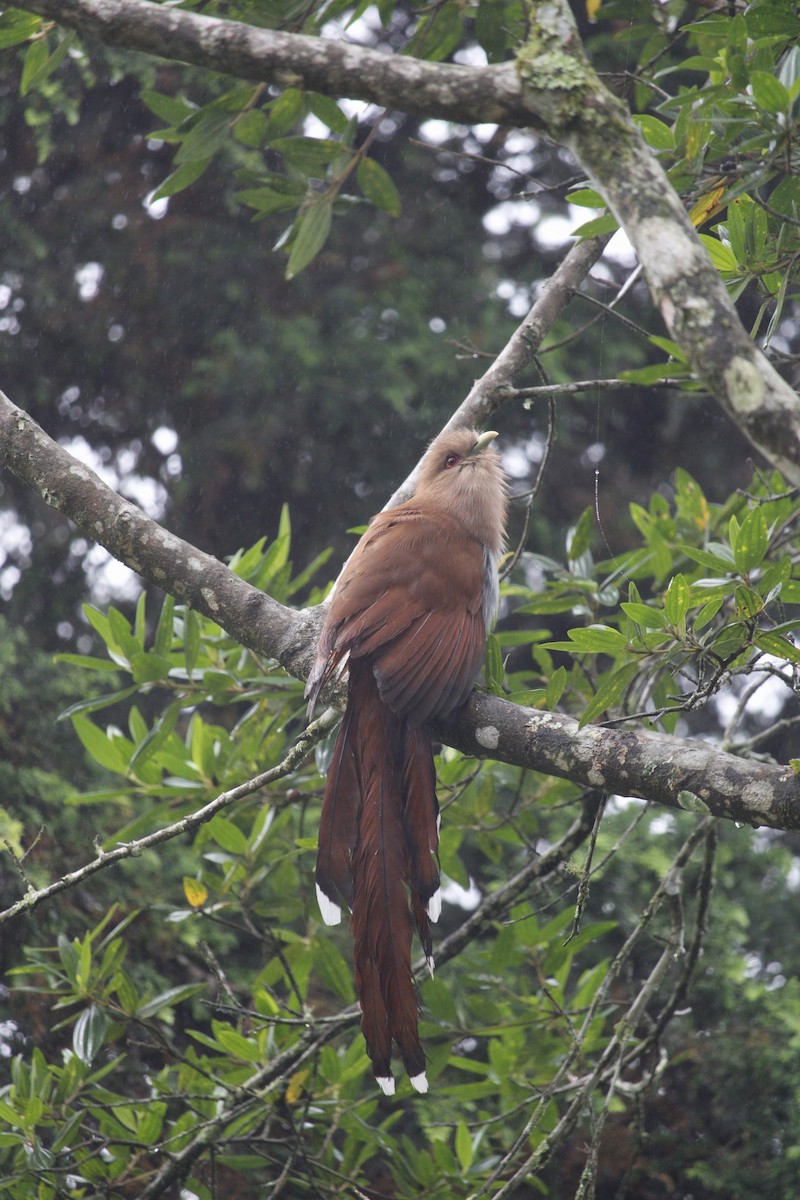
[[305, 427, 508, 1095]]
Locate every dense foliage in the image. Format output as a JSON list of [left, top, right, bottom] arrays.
[[2, 1, 800, 1198]]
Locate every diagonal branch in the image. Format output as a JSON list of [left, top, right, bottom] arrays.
[[2, 386, 800, 835], [13, 0, 800, 481]]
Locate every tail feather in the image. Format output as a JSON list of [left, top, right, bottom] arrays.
[[401, 720, 440, 967], [316, 659, 439, 1090], [350, 697, 427, 1085], [316, 662, 441, 1094], [315, 702, 360, 924]]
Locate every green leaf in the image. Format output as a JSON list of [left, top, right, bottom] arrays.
[[648, 335, 687, 361], [265, 88, 305, 138], [754, 631, 800, 665], [129, 700, 182, 773], [664, 573, 690, 627], [572, 212, 619, 240], [750, 70, 790, 113], [233, 108, 267, 147], [72, 715, 130, 774], [141, 90, 195, 125], [212, 1023, 263, 1063], [567, 506, 593, 561], [699, 234, 739, 272], [206, 815, 248, 855], [135, 983, 206, 1020], [620, 602, 667, 629], [286, 197, 333, 279], [580, 662, 639, 727], [455, 1120, 473, 1173], [357, 157, 401, 217], [679, 543, 736, 571], [733, 507, 769, 573], [271, 136, 346, 174], [19, 36, 48, 96], [475, 0, 526, 61], [308, 93, 350, 134], [619, 362, 691, 384], [314, 935, 355, 1002], [73, 1005, 107, 1066], [633, 114, 674, 150], [154, 592, 175, 657], [566, 187, 605, 208], [484, 632, 505, 694], [26, 27, 76, 94], [184, 608, 201, 677], [0, 11, 41, 49], [545, 665, 566, 708], [566, 625, 627, 654], [175, 110, 230, 163], [151, 157, 212, 202]]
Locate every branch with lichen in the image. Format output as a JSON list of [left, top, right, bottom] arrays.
[[11, 0, 800, 482]]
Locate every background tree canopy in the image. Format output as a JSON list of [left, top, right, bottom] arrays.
[[2, 1, 800, 1197]]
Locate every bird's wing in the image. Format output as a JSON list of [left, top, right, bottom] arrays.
[[317, 506, 488, 722]]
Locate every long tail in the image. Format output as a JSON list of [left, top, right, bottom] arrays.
[[315, 659, 440, 1095]]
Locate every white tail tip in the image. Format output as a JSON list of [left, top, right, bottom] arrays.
[[426, 888, 442, 923], [426, 955, 435, 979], [315, 883, 342, 926], [409, 1072, 429, 1094], [376, 1075, 395, 1096]]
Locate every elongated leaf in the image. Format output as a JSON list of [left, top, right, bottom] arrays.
[[151, 157, 211, 202], [664, 573, 690, 627], [141, 89, 195, 125], [175, 110, 229, 164], [135, 983, 206, 1020], [633, 113, 674, 150], [733, 507, 768, 573], [286, 197, 333, 279], [580, 662, 639, 727], [750, 70, 790, 114], [72, 715, 130, 774], [73, 1006, 107, 1066], [0, 12, 41, 48], [129, 699, 182, 772], [621, 602, 667, 629], [755, 631, 800, 665], [357, 157, 401, 216]]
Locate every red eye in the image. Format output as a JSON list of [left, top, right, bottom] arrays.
[[444, 453, 461, 469]]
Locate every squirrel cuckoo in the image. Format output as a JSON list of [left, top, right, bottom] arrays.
[[305, 427, 508, 1095]]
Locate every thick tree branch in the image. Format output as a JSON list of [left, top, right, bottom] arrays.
[[0, 391, 320, 679], [1, 389, 799, 835], [13, 0, 532, 124], [14, 0, 800, 483], [441, 694, 800, 833]]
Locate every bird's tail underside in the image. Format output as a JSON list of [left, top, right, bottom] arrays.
[[315, 659, 440, 1095]]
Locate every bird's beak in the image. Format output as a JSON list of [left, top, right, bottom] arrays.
[[470, 430, 499, 455]]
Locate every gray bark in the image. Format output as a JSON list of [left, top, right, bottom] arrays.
[[2, 387, 799, 835]]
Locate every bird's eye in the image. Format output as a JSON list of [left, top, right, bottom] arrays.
[[444, 452, 461, 469]]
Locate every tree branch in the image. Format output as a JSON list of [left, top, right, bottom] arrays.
[[13, 0, 532, 125], [440, 694, 800, 833], [0, 710, 336, 928], [2, 387, 799, 835], [14, 0, 800, 481], [387, 235, 607, 505], [0, 390, 320, 680]]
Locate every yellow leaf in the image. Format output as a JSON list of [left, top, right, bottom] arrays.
[[586, 0, 602, 18], [286, 1069, 309, 1104], [688, 182, 726, 227], [183, 876, 208, 908]]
